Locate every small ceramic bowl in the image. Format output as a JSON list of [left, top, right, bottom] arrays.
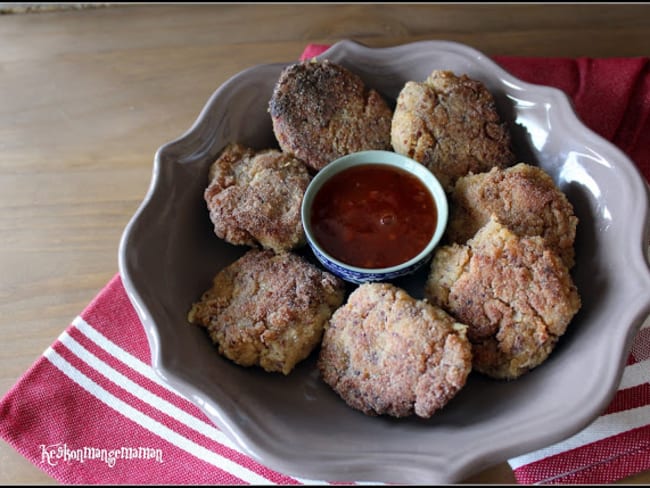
[[301, 150, 448, 284]]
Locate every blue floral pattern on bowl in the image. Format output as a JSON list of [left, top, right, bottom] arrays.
[[307, 238, 431, 284]]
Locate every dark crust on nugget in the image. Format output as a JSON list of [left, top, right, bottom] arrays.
[[188, 249, 345, 375], [318, 282, 472, 418], [391, 70, 516, 191], [425, 217, 581, 380], [447, 163, 578, 268], [204, 143, 311, 252], [269, 59, 393, 171]]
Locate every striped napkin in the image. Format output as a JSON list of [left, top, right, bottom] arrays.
[[0, 44, 649, 485], [0, 274, 317, 485]]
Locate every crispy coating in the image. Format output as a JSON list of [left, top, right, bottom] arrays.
[[391, 70, 516, 191], [447, 163, 578, 268], [269, 59, 393, 171], [204, 143, 311, 252], [318, 282, 472, 418], [188, 249, 345, 375], [425, 217, 581, 380]]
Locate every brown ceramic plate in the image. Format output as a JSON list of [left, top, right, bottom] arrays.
[[118, 40, 650, 483]]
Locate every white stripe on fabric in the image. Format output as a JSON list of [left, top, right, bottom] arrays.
[[641, 316, 650, 331], [618, 358, 650, 390], [72, 316, 183, 397], [71, 317, 330, 485], [59, 331, 241, 449], [44, 345, 274, 485], [508, 403, 650, 469]]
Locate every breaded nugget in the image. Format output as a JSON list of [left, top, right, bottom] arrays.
[[391, 70, 516, 191], [447, 163, 578, 268], [269, 59, 393, 171], [318, 282, 472, 418], [425, 217, 581, 380], [204, 143, 311, 252], [188, 249, 345, 375]]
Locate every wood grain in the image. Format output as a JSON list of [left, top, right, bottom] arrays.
[[1, 4, 649, 485]]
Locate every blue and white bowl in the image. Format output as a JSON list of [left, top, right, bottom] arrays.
[[301, 150, 448, 284]]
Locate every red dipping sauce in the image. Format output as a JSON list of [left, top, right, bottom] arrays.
[[310, 164, 437, 269]]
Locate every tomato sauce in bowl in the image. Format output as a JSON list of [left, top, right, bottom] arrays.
[[301, 150, 448, 283], [310, 164, 437, 269]]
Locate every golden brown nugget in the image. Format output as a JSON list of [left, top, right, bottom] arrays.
[[269, 59, 393, 171], [391, 70, 516, 191], [425, 217, 581, 380], [204, 143, 311, 252], [447, 163, 578, 268], [188, 249, 345, 375], [318, 282, 472, 418]]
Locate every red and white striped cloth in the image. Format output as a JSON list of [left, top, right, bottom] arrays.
[[1, 275, 331, 485], [1, 44, 649, 485], [509, 323, 650, 484]]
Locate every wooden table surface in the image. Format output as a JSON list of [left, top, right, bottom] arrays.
[[1, 4, 649, 485]]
